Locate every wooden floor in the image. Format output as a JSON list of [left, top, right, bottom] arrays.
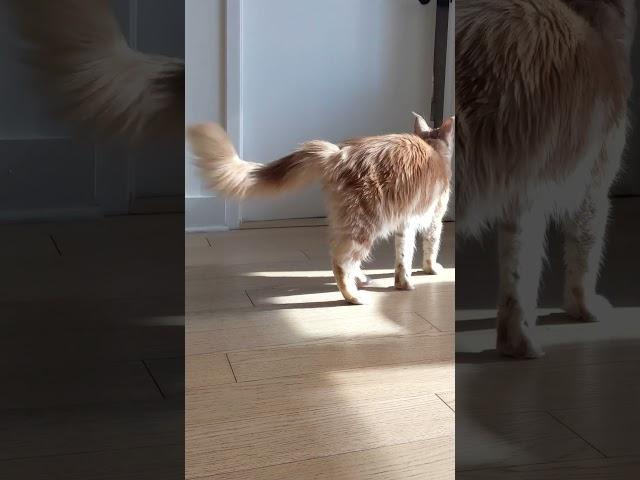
[[455, 198, 640, 479], [186, 223, 455, 479], [0, 215, 184, 479]]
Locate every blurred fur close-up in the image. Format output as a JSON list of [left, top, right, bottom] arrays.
[[456, 0, 640, 477], [457, 0, 636, 358], [6, 0, 184, 138], [1, 1, 184, 479]]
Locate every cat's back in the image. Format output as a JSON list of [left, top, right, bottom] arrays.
[[457, 0, 631, 153], [335, 133, 446, 182], [456, 0, 632, 223], [323, 133, 448, 209], [339, 133, 430, 164]]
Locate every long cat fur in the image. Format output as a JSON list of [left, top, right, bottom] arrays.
[[188, 115, 454, 305], [7, 0, 184, 138], [457, 0, 635, 357]]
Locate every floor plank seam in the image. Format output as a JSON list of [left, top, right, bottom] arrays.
[[187, 331, 451, 357], [186, 393, 448, 430], [545, 410, 608, 459], [207, 331, 453, 355], [48, 234, 63, 256], [414, 311, 446, 333], [299, 249, 311, 260], [225, 353, 239, 383], [141, 359, 166, 400], [185, 358, 452, 391], [435, 393, 455, 413], [243, 290, 256, 307], [228, 355, 453, 384]]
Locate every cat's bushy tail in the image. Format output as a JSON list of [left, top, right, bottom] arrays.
[[187, 123, 339, 198], [8, 0, 184, 138]]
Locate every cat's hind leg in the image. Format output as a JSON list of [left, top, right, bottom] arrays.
[[496, 210, 547, 359], [354, 268, 370, 288], [395, 223, 417, 290], [563, 123, 626, 321], [331, 234, 373, 305], [422, 194, 449, 275], [563, 192, 613, 322]]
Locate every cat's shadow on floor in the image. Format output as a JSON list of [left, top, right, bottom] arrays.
[[250, 272, 398, 310]]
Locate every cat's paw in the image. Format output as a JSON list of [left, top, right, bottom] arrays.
[[395, 278, 415, 290], [423, 262, 444, 275], [355, 272, 370, 288], [394, 269, 415, 290], [343, 292, 369, 305], [564, 293, 612, 323], [496, 304, 544, 359], [496, 325, 545, 359]]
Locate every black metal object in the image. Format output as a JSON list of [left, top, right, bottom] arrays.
[[431, 0, 451, 126]]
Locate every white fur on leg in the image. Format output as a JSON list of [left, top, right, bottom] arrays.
[[422, 197, 448, 274], [355, 267, 370, 288], [334, 260, 368, 305], [563, 121, 626, 322], [496, 212, 547, 358], [394, 224, 417, 290], [563, 194, 611, 322]]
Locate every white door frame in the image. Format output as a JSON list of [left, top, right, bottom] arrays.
[[224, 0, 243, 229], [223, 0, 448, 228]]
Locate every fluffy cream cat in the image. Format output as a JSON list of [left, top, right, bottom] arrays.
[[457, 0, 635, 357], [188, 115, 454, 305]]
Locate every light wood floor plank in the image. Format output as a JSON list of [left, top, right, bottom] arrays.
[[199, 436, 453, 480], [437, 391, 455, 411], [186, 394, 453, 478], [187, 311, 439, 355], [186, 279, 254, 312], [186, 353, 236, 389], [227, 334, 453, 382], [186, 362, 453, 426], [244, 272, 453, 309], [186, 239, 308, 267]]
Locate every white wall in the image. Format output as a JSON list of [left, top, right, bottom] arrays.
[[185, 0, 439, 229], [239, 0, 435, 222], [185, 0, 227, 230]]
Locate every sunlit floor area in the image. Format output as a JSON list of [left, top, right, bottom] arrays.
[[186, 222, 455, 479], [455, 198, 640, 479]]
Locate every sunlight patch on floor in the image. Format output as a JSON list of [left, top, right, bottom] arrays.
[[243, 267, 455, 284], [324, 362, 454, 445], [279, 309, 419, 338]]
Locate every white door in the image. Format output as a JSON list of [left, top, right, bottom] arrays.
[[237, 0, 437, 222], [0, 0, 183, 222]]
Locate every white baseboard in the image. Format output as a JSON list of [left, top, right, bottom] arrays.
[[186, 196, 227, 231], [185, 225, 229, 233]]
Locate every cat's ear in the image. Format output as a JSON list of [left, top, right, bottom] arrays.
[[439, 116, 455, 145], [412, 112, 431, 135]]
